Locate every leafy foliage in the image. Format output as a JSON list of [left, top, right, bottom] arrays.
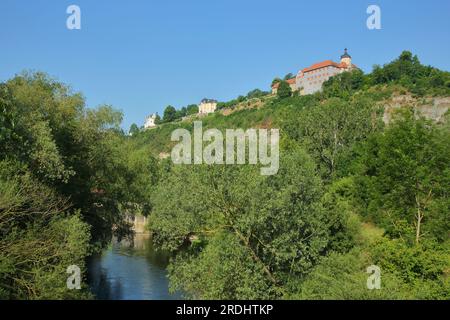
[[145, 51, 450, 300], [352, 110, 450, 244], [0, 72, 158, 299], [277, 80, 292, 99], [150, 149, 356, 298], [163, 105, 177, 122]]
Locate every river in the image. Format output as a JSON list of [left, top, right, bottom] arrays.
[[87, 234, 182, 300]]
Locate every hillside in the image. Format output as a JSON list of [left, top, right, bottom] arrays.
[[135, 51, 450, 300], [134, 87, 450, 158]]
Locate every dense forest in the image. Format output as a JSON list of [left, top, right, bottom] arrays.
[[1, 51, 449, 299]]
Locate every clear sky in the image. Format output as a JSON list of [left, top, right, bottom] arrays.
[[1, 0, 450, 130]]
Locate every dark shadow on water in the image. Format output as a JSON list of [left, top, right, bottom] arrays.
[[87, 234, 182, 300]]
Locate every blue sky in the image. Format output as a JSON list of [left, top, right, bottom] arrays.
[[1, 0, 450, 130]]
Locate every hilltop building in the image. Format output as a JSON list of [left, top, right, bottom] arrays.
[[144, 114, 157, 129], [272, 49, 357, 95], [198, 98, 218, 115], [271, 77, 297, 95]]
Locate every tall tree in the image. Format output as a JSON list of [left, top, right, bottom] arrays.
[[355, 109, 450, 243], [149, 148, 350, 298], [277, 80, 292, 99], [129, 123, 139, 136], [186, 104, 199, 115], [163, 105, 177, 122]]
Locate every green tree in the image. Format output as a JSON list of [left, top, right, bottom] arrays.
[[0, 160, 92, 299], [246, 89, 267, 99], [154, 113, 161, 124], [322, 69, 366, 98], [0, 72, 162, 299], [277, 80, 292, 99], [150, 148, 351, 298], [354, 110, 450, 243], [175, 107, 187, 119], [163, 105, 177, 122], [368, 51, 450, 95], [186, 104, 199, 115], [129, 123, 140, 136], [284, 96, 383, 180], [271, 78, 281, 86]]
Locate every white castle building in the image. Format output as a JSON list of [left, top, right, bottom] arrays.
[[198, 98, 218, 115], [144, 114, 157, 129], [272, 49, 357, 95]]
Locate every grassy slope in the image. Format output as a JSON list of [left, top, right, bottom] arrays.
[[134, 94, 311, 156], [135, 85, 449, 158]]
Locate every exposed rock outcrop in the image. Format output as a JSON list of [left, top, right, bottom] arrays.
[[383, 95, 450, 124]]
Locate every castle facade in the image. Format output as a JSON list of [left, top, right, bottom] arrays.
[[272, 49, 357, 95]]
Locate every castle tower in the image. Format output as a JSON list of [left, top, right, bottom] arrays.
[[340, 48, 352, 67]]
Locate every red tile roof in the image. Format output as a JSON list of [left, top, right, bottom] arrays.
[[302, 60, 348, 73], [272, 77, 296, 88], [287, 78, 296, 84]]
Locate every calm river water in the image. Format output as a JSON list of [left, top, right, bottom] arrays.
[[87, 234, 182, 300]]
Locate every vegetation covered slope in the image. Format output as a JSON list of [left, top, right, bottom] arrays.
[[142, 51, 450, 299]]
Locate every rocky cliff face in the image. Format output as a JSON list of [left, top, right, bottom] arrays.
[[383, 95, 450, 124]]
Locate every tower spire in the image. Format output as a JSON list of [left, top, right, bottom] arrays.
[[341, 48, 351, 59], [340, 48, 352, 67]]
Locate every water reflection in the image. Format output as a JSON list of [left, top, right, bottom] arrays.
[[88, 234, 181, 300]]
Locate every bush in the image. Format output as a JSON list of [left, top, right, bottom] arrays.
[[277, 80, 292, 99]]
